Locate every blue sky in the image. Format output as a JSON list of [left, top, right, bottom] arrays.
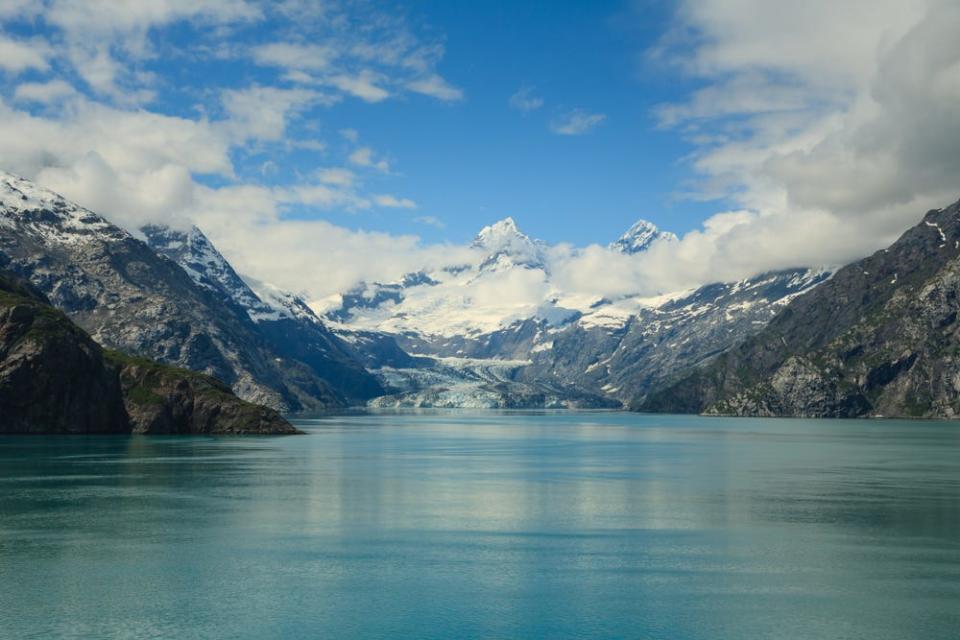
[[3, 0, 716, 245], [282, 0, 715, 244], [0, 0, 954, 299]]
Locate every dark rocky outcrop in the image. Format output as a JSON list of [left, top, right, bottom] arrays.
[[0, 272, 297, 435], [106, 351, 297, 434], [638, 200, 960, 419], [0, 274, 128, 433]]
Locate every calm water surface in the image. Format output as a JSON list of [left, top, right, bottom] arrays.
[[1, 412, 959, 639]]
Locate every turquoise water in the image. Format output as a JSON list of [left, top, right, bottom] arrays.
[[1, 412, 959, 639]]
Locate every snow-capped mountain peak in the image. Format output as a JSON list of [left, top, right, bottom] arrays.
[[142, 223, 318, 324], [610, 219, 677, 254], [0, 170, 126, 245], [472, 216, 545, 270]]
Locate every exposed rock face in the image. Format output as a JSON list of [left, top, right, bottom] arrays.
[[0, 274, 128, 433], [639, 201, 960, 418], [0, 171, 358, 413], [322, 211, 832, 409], [141, 224, 383, 404], [108, 352, 297, 435], [0, 272, 296, 435], [520, 269, 831, 405]]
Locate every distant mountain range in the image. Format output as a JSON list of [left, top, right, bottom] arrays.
[[321, 212, 830, 408], [7, 169, 959, 419]]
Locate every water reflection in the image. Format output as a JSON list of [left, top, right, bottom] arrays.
[[1, 413, 959, 639]]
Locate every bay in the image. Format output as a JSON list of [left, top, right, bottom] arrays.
[[1, 412, 958, 639]]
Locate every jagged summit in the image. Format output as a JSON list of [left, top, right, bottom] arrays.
[[472, 216, 546, 271], [142, 223, 324, 325], [610, 218, 677, 254], [141, 224, 279, 322], [0, 170, 124, 245]]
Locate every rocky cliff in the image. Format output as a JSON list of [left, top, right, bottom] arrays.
[[638, 200, 960, 418], [0, 171, 365, 413], [0, 272, 296, 434]]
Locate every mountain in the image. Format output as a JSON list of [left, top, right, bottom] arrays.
[[472, 217, 547, 271], [518, 268, 830, 405], [324, 215, 831, 408], [321, 216, 564, 338], [0, 271, 295, 434], [141, 224, 383, 404], [0, 171, 366, 413], [609, 219, 677, 254], [639, 200, 960, 418]]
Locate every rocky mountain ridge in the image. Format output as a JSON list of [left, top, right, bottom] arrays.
[[0, 272, 295, 434], [639, 200, 960, 418], [323, 215, 832, 408], [141, 223, 383, 404], [0, 171, 376, 413]]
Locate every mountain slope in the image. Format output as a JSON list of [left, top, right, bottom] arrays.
[[0, 171, 345, 413], [639, 201, 960, 418], [142, 224, 383, 403], [0, 271, 295, 434], [323, 215, 830, 408], [519, 268, 830, 404]]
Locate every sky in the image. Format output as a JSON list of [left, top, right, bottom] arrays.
[[0, 0, 958, 302]]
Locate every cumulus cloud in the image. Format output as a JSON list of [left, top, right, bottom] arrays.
[[219, 86, 322, 143], [0, 0, 435, 299], [635, 0, 958, 289], [549, 108, 607, 135], [185, 182, 477, 301], [2, 0, 953, 313], [0, 35, 53, 74]]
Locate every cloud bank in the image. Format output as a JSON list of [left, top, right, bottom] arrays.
[[0, 0, 957, 312], [626, 0, 959, 290]]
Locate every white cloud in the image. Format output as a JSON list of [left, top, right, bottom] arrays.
[[373, 194, 416, 209], [13, 79, 78, 103], [39, 0, 259, 100], [328, 71, 390, 102], [187, 182, 476, 300], [414, 215, 445, 228], [549, 108, 607, 135], [348, 147, 390, 172], [285, 183, 371, 211], [406, 74, 464, 101], [635, 0, 959, 288], [219, 86, 321, 143], [0, 0, 466, 304], [0, 0, 41, 20], [508, 85, 543, 112], [252, 42, 334, 71], [0, 36, 52, 74], [316, 168, 356, 187]]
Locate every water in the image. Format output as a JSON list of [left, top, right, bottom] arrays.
[[1, 412, 958, 639]]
